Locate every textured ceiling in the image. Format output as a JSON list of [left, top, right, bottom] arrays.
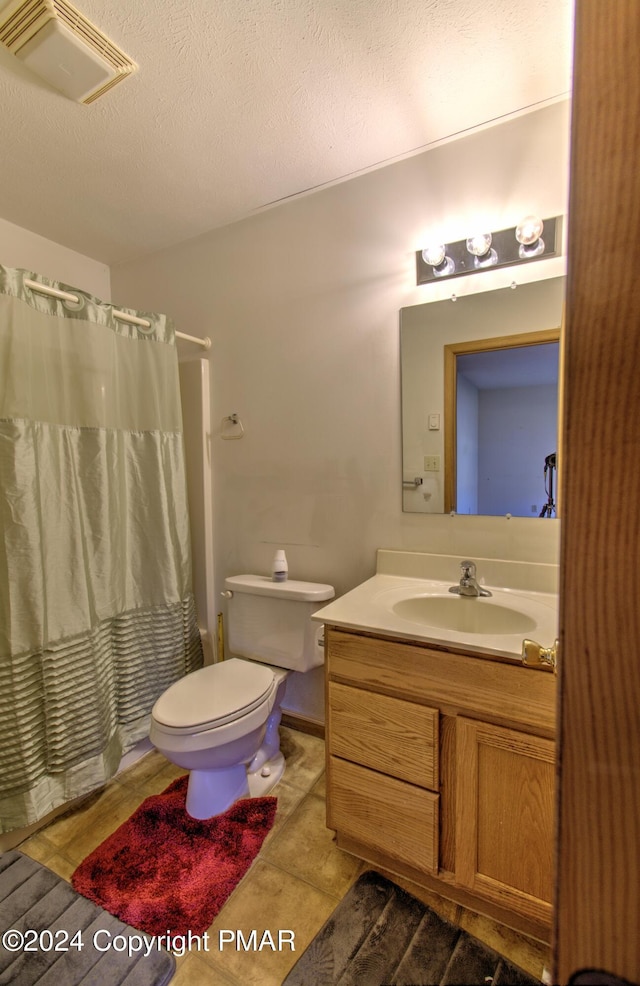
[[0, 0, 574, 266]]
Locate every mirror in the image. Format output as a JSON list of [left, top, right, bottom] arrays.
[[400, 276, 565, 515]]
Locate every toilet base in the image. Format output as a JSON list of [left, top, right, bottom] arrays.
[[185, 763, 249, 819], [247, 750, 285, 797], [184, 750, 286, 820]]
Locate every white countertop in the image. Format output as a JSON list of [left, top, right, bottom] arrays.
[[312, 572, 558, 661]]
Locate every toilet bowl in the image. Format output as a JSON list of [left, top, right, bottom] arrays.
[[150, 574, 334, 819]]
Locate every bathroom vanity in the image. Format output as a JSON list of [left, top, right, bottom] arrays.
[[314, 551, 558, 942]]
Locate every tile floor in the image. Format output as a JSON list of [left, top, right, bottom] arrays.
[[18, 727, 550, 985]]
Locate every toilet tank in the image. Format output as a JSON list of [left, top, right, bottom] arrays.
[[224, 575, 334, 671]]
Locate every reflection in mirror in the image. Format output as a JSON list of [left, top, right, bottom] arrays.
[[444, 334, 559, 517], [400, 277, 565, 516]]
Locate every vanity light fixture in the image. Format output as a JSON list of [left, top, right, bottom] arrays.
[[416, 215, 561, 286]]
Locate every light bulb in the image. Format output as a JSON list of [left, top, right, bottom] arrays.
[[422, 244, 446, 267], [421, 243, 455, 277], [474, 249, 498, 269], [515, 215, 545, 260], [466, 233, 492, 257], [515, 215, 544, 246], [518, 238, 545, 259], [434, 255, 455, 276]]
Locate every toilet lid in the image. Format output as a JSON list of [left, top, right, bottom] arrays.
[[152, 658, 276, 733]]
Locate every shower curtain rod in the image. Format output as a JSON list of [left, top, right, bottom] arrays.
[[24, 278, 212, 350]]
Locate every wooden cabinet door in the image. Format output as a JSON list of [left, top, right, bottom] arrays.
[[456, 717, 555, 927]]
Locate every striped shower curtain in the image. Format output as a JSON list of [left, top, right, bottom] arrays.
[[0, 264, 203, 833]]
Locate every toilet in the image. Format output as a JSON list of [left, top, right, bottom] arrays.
[[150, 574, 334, 819]]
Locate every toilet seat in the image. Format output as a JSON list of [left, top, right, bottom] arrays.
[[151, 658, 276, 735]]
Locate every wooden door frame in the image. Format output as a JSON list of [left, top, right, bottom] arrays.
[[554, 2, 640, 981]]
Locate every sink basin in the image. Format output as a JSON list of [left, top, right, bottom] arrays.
[[312, 567, 558, 660], [391, 595, 538, 635]]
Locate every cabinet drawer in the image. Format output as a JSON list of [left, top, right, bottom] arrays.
[[328, 681, 439, 789], [327, 627, 556, 737], [328, 756, 439, 874]]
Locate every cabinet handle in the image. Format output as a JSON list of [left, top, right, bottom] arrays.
[[521, 638, 559, 673]]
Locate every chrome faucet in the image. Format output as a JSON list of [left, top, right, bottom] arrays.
[[449, 560, 492, 597]]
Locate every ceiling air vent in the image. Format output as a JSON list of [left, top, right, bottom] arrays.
[[0, 0, 137, 103]]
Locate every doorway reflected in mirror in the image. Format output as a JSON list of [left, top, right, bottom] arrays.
[[447, 338, 559, 517]]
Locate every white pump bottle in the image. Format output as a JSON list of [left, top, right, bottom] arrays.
[[271, 550, 288, 583]]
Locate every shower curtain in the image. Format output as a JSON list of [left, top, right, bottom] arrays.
[[0, 264, 203, 833]]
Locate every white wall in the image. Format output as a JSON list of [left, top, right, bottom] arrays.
[[0, 216, 110, 299], [110, 101, 570, 715]]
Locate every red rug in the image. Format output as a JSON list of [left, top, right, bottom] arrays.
[[71, 775, 277, 936]]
